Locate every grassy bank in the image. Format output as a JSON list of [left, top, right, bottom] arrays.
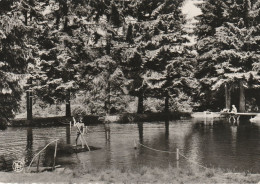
[[1, 166, 260, 183]]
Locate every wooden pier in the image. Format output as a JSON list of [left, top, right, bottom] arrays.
[[221, 112, 260, 121]]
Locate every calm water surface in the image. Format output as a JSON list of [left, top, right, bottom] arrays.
[[1, 118, 260, 173]]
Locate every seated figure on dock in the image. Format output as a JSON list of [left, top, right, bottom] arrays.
[[231, 105, 237, 113], [229, 105, 238, 122]]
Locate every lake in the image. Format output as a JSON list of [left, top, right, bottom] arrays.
[[1, 118, 260, 173]]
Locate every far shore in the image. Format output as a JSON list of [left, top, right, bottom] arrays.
[[9, 111, 192, 127], [1, 166, 260, 183]]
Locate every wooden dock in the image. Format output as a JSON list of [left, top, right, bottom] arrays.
[[221, 112, 259, 116], [221, 112, 260, 121]]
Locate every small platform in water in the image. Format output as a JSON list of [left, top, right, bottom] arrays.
[[191, 112, 223, 118], [72, 145, 100, 153], [27, 165, 61, 173]]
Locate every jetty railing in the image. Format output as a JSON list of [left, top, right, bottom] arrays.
[[27, 139, 59, 172]]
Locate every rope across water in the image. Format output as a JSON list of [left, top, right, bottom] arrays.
[[137, 142, 176, 154], [136, 140, 209, 169]]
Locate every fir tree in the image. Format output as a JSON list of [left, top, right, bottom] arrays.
[[0, 0, 32, 121], [122, 0, 196, 112], [196, 0, 260, 111]]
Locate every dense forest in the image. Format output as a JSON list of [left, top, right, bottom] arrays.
[[1, 0, 260, 120]]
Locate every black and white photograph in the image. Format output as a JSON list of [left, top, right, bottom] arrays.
[[1, 0, 260, 183]]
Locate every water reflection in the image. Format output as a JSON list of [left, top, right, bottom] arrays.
[[104, 123, 111, 141], [138, 122, 143, 143], [165, 119, 169, 140], [105, 138, 111, 166], [230, 125, 237, 154], [66, 126, 71, 144], [164, 120, 170, 155], [26, 127, 33, 165], [2, 120, 260, 173]]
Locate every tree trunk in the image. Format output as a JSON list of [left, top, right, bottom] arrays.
[[239, 81, 246, 112], [137, 94, 144, 114], [23, 10, 28, 25], [225, 84, 231, 110], [64, 16, 69, 32], [66, 90, 71, 117], [56, 12, 60, 29], [106, 82, 111, 114], [27, 90, 33, 120], [165, 95, 169, 112], [30, 10, 33, 22], [106, 39, 111, 55]]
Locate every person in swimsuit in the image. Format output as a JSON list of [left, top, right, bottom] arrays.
[[74, 117, 86, 148]]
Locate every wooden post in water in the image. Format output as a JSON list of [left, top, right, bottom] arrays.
[[52, 141, 58, 170], [176, 148, 179, 169], [36, 154, 40, 172], [176, 148, 179, 161]]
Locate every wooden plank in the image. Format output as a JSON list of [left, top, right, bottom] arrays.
[[236, 113, 259, 116], [221, 112, 260, 116]]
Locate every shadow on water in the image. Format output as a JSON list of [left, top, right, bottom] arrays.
[[66, 126, 71, 145]]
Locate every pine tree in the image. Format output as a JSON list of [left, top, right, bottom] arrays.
[[196, 0, 260, 111], [0, 0, 32, 121], [26, 0, 95, 117], [82, 1, 133, 114], [122, 0, 196, 113], [32, 0, 130, 115]]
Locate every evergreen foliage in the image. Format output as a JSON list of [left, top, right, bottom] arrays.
[[122, 0, 197, 112], [0, 0, 206, 118], [0, 0, 34, 120], [195, 0, 260, 111]]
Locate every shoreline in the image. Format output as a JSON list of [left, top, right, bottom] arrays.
[[8, 112, 191, 127], [1, 167, 260, 183]]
